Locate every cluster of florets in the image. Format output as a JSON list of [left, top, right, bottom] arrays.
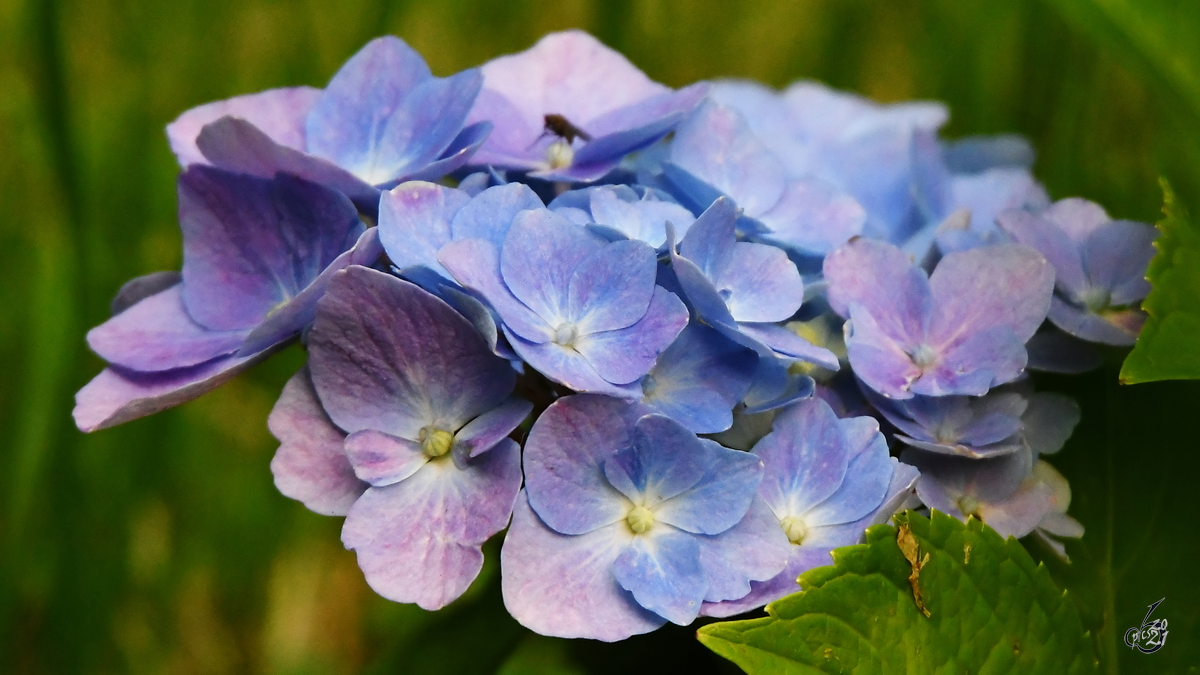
[[75, 31, 1156, 641]]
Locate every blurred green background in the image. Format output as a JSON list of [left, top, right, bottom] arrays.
[[2, 0, 1199, 672]]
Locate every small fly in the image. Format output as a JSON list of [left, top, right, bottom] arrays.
[[537, 114, 592, 145]]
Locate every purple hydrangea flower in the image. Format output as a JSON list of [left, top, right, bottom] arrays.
[[668, 197, 839, 369], [636, 323, 758, 434], [550, 184, 696, 249], [706, 79, 946, 245], [664, 100, 866, 256], [464, 30, 708, 182], [702, 397, 918, 617], [502, 395, 790, 641], [169, 36, 489, 214], [278, 265, 528, 610], [74, 166, 379, 432], [930, 167, 1051, 254], [997, 198, 1156, 345], [823, 238, 1054, 399], [438, 208, 688, 396]]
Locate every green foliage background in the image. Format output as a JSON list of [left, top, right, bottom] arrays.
[[1, 0, 1197, 672]]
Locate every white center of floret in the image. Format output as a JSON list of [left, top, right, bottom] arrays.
[[780, 515, 809, 545], [418, 425, 454, 458], [909, 343, 938, 369], [553, 322, 579, 347], [1080, 286, 1112, 312], [626, 505, 655, 534], [546, 139, 575, 170], [957, 495, 981, 517]]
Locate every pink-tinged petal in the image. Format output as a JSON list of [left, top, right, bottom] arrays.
[[523, 395, 643, 534], [167, 86, 320, 167], [928, 243, 1053, 348], [574, 286, 689, 385], [378, 181, 470, 276], [823, 238, 933, 346], [308, 267, 515, 438], [342, 438, 522, 610], [178, 166, 366, 331], [915, 326, 1026, 396], [505, 327, 642, 397], [844, 306, 923, 399], [995, 209, 1088, 301], [439, 239, 552, 343], [501, 209, 603, 326], [568, 240, 657, 334], [501, 492, 665, 641], [343, 430, 428, 487], [194, 117, 380, 212], [1042, 197, 1110, 244], [694, 497, 791, 603], [454, 397, 533, 459], [73, 349, 274, 433], [87, 285, 247, 372], [756, 179, 866, 255], [268, 366, 365, 516]]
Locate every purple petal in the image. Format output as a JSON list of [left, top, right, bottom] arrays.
[[501, 209, 603, 326], [700, 547, 833, 619], [639, 324, 757, 434], [1047, 297, 1141, 345], [714, 242, 803, 323], [670, 253, 738, 328], [1042, 198, 1110, 244], [268, 366, 365, 516], [905, 446, 1032, 508], [568, 240, 657, 333], [523, 395, 643, 534], [178, 166, 364, 331], [195, 117, 379, 212], [670, 100, 786, 217], [753, 397, 852, 517], [167, 86, 320, 166], [1021, 393, 1080, 457], [87, 285, 247, 372], [542, 115, 680, 182], [455, 397, 533, 459], [1082, 220, 1156, 304], [588, 185, 696, 248], [307, 267, 515, 438], [74, 349, 273, 433], [755, 179, 866, 255], [651, 437, 763, 536], [506, 328, 641, 397], [584, 82, 709, 140], [371, 70, 483, 183], [1025, 329, 1103, 374], [694, 497, 791, 603], [613, 529, 705, 625], [844, 306, 923, 399], [995, 208, 1088, 301], [450, 182, 544, 245], [378, 181, 470, 276], [341, 437, 521, 610], [501, 493, 666, 641], [110, 271, 182, 315], [402, 120, 492, 184], [736, 322, 839, 371], [343, 429, 428, 487], [916, 325, 1028, 396], [603, 415, 710, 506], [573, 286, 689, 385], [823, 238, 933, 345], [803, 429, 891, 527], [439, 239, 553, 342], [678, 197, 738, 281]]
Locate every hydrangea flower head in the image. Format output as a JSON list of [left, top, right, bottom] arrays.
[[702, 397, 918, 616], [823, 237, 1054, 398], [439, 208, 688, 395], [75, 166, 378, 432], [665, 99, 866, 255], [169, 36, 489, 213], [931, 167, 1050, 253], [550, 184, 696, 248], [502, 395, 790, 641], [669, 197, 839, 369], [997, 197, 1156, 345], [465, 30, 708, 182], [279, 265, 528, 609]]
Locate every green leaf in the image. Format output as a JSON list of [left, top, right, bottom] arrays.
[[697, 511, 1098, 674], [1120, 180, 1200, 383]]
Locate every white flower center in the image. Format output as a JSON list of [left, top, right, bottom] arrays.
[[553, 322, 579, 347], [910, 343, 938, 369], [780, 515, 809, 544], [546, 139, 575, 170], [418, 426, 454, 458]]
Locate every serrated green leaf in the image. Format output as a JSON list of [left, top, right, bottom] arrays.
[[1120, 180, 1200, 383], [697, 511, 1098, 675]]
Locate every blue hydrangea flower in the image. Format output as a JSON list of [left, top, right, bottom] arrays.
[[702, 397, 918, 617], [668, 197, 839, 369], [823, 238, 1054, 398], [706, 79, 946, 245], [169, 36, 489, 214], [464, 30, 708, 182], [635, 323, 758, 434], [928, 167, 1050, 254], [502, 395, 790, 641], [550, 184, 696, 249], [663, 100, 866, 256], [75, 166, 379, 432], [287, 265, 528, 610], [438, 208, 688, 396], [997, 198, 1157, 345]]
